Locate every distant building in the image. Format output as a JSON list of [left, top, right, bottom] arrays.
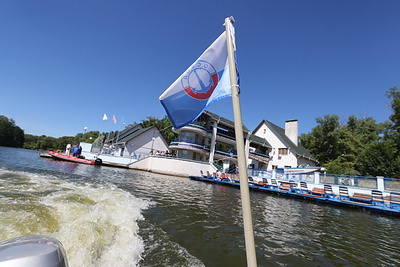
[[169, 111, 317, 171], [169, 111, 270, 172], [106, 124, 169, 159], [252, 119, 318, 170]]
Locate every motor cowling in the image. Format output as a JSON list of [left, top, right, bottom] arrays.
[[0, 235, 68, 267]]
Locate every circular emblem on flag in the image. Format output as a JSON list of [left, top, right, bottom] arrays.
[[181, 60, 219, 100]]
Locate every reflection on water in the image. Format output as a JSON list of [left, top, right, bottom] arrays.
[[1, 147, 400, 266], [112, 169, 400, 266]]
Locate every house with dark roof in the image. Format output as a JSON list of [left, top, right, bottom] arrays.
[[252, 119, 318, 170]]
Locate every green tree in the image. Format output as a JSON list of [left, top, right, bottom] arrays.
[[357, 141, 400, 177], [82, 131, 100, 143], [0, 115, 24, 147], [324, 157, 356, 176], [300, 114, 383, 175], [339, 116, 383, 175], [385, 87, 400, 149], [361, 87, 400, 177], [141, 115, 177, 143], [300, 114, 342, 165], [386, 88, 400, 127], [158, 116, 178, 143], [23, 134, 39, 149], [141, 116, 159, 128], [54, 136, 77, 151]]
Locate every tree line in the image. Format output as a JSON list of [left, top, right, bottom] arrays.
[[0, 116, 176, 152], [23, 131, 101, 151], [300, 87, 400, 178], [0, 116, 24, 147], [1, 87, 400, 177]]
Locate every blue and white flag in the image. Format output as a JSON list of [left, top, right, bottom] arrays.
[[159, 22, 237, 129]]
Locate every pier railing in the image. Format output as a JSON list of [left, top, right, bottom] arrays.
[[275, 171, 315, 183], [320, 173, 377, 188], [384, 177, 400, 191], [248, 168, 400, 192]]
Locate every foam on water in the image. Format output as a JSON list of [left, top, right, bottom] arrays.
[[0, 167, 150, 267]]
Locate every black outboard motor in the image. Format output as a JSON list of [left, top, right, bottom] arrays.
[[0, 235, 68, 267], [94, 158, 102, 166]]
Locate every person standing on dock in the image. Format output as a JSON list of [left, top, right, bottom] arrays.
[[77, 145, 82, 158], [65, 144, 71, 155], [72, 144, 79, 157]]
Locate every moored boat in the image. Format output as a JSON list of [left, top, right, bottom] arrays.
[[189, 175, 400, 217], [39, 151, 52, 158], [49, 151, 102, 165]]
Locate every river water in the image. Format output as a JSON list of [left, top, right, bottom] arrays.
[[0, 147, 399, 266]]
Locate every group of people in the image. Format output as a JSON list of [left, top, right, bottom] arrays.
[[65, 144, 82, 158], [151, 150, 173, 156], [214, 170, 231, 180]]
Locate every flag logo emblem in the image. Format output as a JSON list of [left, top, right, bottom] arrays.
[[159, 19, 237, 129], [182, 60, 219, 100]]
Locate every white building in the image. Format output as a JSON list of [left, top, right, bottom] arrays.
[[252, 119, 318, 170], [169, 111, 271, 172], [107, 124, 169, 159], [168, 112, 317, 172]]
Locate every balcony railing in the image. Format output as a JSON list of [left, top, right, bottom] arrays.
[[170, 139, 239, 159], [184, 122, 210, 132], [249, 151, 269, 159], [216, 129, 236, 140], [170, 139, 209, 151], [215, 149, 237, 158], [320, 173, 379, 188]]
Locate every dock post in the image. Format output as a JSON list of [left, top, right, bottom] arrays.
[[314, 171, 320, 184], [377, 176, 385, 191]]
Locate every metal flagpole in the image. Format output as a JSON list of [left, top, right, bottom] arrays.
[[224, 16, 258, 267]]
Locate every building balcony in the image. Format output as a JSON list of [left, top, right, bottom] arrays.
[[173, 123, 242, 147], [173, 122, 210, 135], [169, 139, 209, 155], [215, 151, 236, 157], [215, 130, 237, 145], [249, 151, 269, 163], [169, 138, 239, 161]]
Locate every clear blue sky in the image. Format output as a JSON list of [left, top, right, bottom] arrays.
[[1, 0, 399, 138]]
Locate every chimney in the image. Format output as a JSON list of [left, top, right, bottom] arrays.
[[285, 119, 298, 146]]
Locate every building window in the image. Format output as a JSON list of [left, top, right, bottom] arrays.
[[181, 131, 196, 143], [278, 148, 288, 155], [263, 129, 266, 134]]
